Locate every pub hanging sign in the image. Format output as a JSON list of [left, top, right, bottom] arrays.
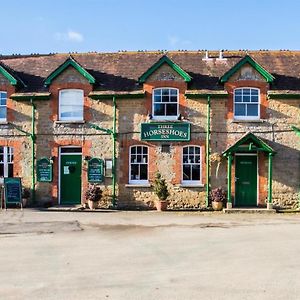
[[88, 158, 104, 183], [141, 122, 190, 141]]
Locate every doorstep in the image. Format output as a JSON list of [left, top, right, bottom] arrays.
[[223, 208, 277, 214]]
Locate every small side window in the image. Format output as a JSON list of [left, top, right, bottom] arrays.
[[129, 145, 148, 184], [59, 89, 84, 121], [0, 92, 7, 122]]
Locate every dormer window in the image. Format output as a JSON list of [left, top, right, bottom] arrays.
[[59, 89, 84, 121], [0, 92, 7, 122], [153, 88, 178, 119], [234, 88, 260, 120]]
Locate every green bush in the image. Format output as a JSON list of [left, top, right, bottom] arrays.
[[153, 173, 169, 201]]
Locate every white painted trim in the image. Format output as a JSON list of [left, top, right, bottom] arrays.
[[58, 146, 82, 205], [58, 89, 84, 122], [181, 145, 202, 185], [233, 87, 260, 121], [152, 87, 179, 119], [128, 145, 149, 184], [234, 153, 259, 207]]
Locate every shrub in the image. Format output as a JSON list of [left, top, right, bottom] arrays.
[[153, 173, 169, 201]]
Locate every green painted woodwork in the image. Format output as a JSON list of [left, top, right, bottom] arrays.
[[60, 154, 82, 205], [11, 93, 51, 101], [112, 96, 117, 207], [268, 93, 300, 99], [141, 122, 190, 141], [87, 158, 104, 183], [4, 177, 22, 204], [37, 157, 53, 182], [227, 154, 233, 204], [206, 95, 210, 207], [0, 64, 18, 85], [185, 91, 228, 99], [89, 91, 145, 100], [267, 153, 273, 204], [220, 55, 275, 83], [223, 132, 275, 156], [44, 57, 96, 86], [235, 155, 257, 207], [138, 55, 192, 83], [292, 126, 300, 137]]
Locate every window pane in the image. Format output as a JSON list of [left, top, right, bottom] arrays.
[[59, 90, 83, 120], [183, 165, 191, 180], [251, 89, 259, 96], [195, 147, 200, 154], [243, 89, 250, 95], [195, 155, 201, 163], [235, 104, 246, 116], [131, 155, 136, 163], [0, 107, 6, 119], [131, 147, 136, 154], [251, 95, 259, 103], [154, 104, 165, 116], [142, 147, 148, 154], [131, 164, 139, 180], [183, 147, 188, 155], [234, 95, 242, 102], [154, 89, 161, 97], [191, 165, 200, 180], [183, 155, 189, 163], [154, 94, 161, 102], [235, 89, 242, 95], [8, 164, 13, 177], [140, 164, 148, 180], [0, 164, 3, 177], [189, 147, 194, 154], [162, 95, 169, 103], [162, 89, 169, 96], [170, 96, 177, 102], [136, 154, 142, 163], [170, 89, 177, 96], [243, 95, 250, 102], [166, 104, 177, 116], [247, 104, 258, 116]]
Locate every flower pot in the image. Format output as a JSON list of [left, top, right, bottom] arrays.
[[155, 200, 168, 211], [22, 198, 28, 208], [212, 201, 223, 211], [88, 200, 98, 210]]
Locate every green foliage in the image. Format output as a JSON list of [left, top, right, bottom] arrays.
[[153, 173, 169, 201], [210, 187, 226, 203]]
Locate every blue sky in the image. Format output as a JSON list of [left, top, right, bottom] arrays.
[[1, 0, 300, 54]]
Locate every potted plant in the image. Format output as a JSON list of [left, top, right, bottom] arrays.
[[210, 187, 226, 211], [22, 188, 31, 208], [85, 184, 102, 210], [153, 172, 169, 211]]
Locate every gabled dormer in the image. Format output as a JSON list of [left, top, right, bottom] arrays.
[[139, 55, 192, 83], [220, 55, 275, 83], [44, 56, 96, 86], [0, 62, 26, 87]]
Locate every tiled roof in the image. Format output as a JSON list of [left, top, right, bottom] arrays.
[[1, 51, 300, 92]]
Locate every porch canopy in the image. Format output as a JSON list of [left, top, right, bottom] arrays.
[[222, 132, 276, 209]]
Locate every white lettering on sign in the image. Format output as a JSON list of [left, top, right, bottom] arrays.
[[64, 166, 70, 174]]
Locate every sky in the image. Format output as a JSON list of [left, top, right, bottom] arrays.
[[1, 0, 300, 55]]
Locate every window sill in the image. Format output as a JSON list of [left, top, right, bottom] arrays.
[[231, 119, 264, 123], [55, 120, 85, 124], [179, 184, 205, 188], [125, 183, 151, 188], [0, 121, 8, 125], [150, 117, 179, 122]]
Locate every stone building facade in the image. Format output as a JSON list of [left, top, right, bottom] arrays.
[[0, 50, 299, 209]]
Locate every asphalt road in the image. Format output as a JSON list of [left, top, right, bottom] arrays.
[[0, 209, 300, 300]]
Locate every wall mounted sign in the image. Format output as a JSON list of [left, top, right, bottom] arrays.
[[88, 158, 104, 183], [141, 122, 190, 141], [37, 157, 53, 182], [4, 177, 22, 205]]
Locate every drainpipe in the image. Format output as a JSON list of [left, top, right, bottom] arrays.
[[227, 153, 233, 209], [30, 99, 36, 204], [206, 95, 211, 207], [112, 96, 117, 207], [267, 153, 273, 209]]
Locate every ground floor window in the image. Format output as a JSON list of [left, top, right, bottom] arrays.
[[182, 146, 201, 183], [0, 146, 14, 177], [129, 145, 148, 183]]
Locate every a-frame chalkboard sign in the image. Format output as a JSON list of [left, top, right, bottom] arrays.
[[3, 177, 22, 210]]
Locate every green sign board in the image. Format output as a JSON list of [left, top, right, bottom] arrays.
[[88, 158, 104, 183], [37, 157, 53, 182], [141, 122, 190, 141], [4, 177, 22, 204]]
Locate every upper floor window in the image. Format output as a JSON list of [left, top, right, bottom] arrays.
[[182, 146, 201, 184], [59, 89, 84, 121], [153, 88, 178, 119], [0, 92, 7, 122], [129, 145, 148, 184], [234, 88, 260, 120], [0, 146, 13, 177]]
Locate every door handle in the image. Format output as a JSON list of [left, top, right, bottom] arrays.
[[235, 177, 239, 182]]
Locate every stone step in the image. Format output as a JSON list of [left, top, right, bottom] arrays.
[[223, 208, 277, 214]]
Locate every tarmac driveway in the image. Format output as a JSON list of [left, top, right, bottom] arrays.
[[0, 209, 299, 300]]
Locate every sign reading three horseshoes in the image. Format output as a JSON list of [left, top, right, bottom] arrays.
[[141, 122, 190, 141]]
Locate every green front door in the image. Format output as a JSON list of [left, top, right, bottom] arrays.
[[60, 154, 82, 205], [235, 155, 257, 207]]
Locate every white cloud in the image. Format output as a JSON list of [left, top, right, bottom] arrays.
[[167, 35, 192, 48], [54, 30, 84, 43]]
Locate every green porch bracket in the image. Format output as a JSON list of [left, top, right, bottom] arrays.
[[227, 153, 233, 208], [267, 153, 274, 209]]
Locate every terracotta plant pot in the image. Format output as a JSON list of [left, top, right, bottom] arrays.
[[88, 200, 98, 210], [212, 201, 223, 211], [22, 198, 28, 208], [155, 200, 168, 211]]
